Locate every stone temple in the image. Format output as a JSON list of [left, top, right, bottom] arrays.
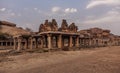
[[0, 19, 120, 51]]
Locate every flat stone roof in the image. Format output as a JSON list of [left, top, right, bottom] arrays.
[[38, 31, 79, 35]]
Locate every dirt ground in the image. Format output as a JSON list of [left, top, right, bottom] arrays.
[[0, 46, 120, 73]]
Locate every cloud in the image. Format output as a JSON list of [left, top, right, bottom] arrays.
[[79, 9, 120, 35], [34, 8, 38, 11], [86, 0, 120, 9], [51, 7, 61, 13], [83, 10, 120, 24], [64, 8, 77, 13], [18, 13, 21, 17], [0, 8, 6, 12], [51, 7, 78, 14], [10, 13, 15, 16], [0, 8, 22, 20]]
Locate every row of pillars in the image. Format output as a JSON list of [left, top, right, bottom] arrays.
[[0, 42, 13, 46], [26, 34, 80, 50], [14, 37, 22, 51], [13, 34, 85, 51], [13, 34, 120, 51]]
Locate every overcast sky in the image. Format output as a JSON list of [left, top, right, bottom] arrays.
[[0, 0, 120, 35]]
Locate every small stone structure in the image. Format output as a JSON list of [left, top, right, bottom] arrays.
[[0, 20, 120, 51]]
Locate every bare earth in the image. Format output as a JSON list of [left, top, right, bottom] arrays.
[[0, 46, 120, 73]]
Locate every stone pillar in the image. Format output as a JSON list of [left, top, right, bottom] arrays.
[[1, 42, 3, 46], [40, 36, 44, 48], [47, 34, 52, 49], [30, 37, 33, 49], [69, 36, 73, 48], [45, 36, 48, 48], [35, 38, 38, 48], [5, 42, 7, 46], [14, 38, 16, 50], [10, 42, 12, 46], [26, 39, 29, 49], [55, 36, 58, 47], [40, 38, 44, 48], [17, 37, 22, 51], [24, 39, 27, 49], [76, 36, 79, 47], [83, 39, 86, 47], [79, 39, 81, 47], [89, 38, 92, 47], [58, 35, 62, 49]]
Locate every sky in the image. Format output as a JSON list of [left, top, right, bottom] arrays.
[[0, 0, 120, 35]]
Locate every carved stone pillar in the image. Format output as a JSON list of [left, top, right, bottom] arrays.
[[24, 39, 27, 49], [10, 42, 12, 47], [1, 42, 3, 46], [47, 34, 52, 49], [35, 38, 38, 48], [89, 38, 92, 47], [58, 35, 62, 49], [69, 36, 73, 48], [40, 37, 44, 48], [14, 38, 16, 50], [30, 37, 33, 49], [17, 37, 22, 51], [5, 42, 7, 46], [83, 39, 85, 47], [76, 36, 79, 47]]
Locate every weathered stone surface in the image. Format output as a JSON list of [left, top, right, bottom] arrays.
[[51, 19, 58, 31], [39, 19, 58, 32], [39, 24, 45, 32], [68, 23, 78, 32], [0, 21, 30, 36], [79, 28, 111, 38], [39, 20, 50, 32], [39, 19, 78, 33], [44, 20, 52, 31], [39, 24, 43, 32], [59, 19, 69, 32], [0, 21, 16, 27]]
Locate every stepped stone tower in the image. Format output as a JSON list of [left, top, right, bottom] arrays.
[[59, 19, 69, 32], [68, 23, 78, 32]]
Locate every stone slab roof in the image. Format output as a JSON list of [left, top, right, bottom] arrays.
[[0, 21, 16, 27]]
